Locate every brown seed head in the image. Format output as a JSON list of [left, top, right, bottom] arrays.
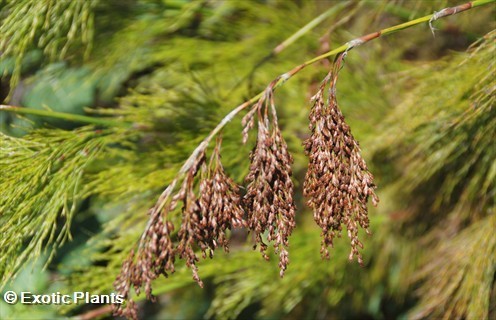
[[303, 53, 378, 264], [244, 89, 296, 275], [113, 139, 248, 317]]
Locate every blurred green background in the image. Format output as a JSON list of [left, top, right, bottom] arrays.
[[1, 1, 495, 319]]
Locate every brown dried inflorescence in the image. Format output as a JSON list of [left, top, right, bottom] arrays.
[[193, 140, 246, 259], [243, 87, 296, 276], [303, 53, 378, 265], [114, 54, 379, 318], [113, 140, 245, 319], [113, 168, 182, 318]]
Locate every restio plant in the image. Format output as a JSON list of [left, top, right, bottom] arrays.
[[1, 1, 494, 319]]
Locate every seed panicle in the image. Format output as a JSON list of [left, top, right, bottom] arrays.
[[114, 53, 379, 319], [303, 53, 378, 265], [243, 88, 296, 276], [113, 139, 246, 318]]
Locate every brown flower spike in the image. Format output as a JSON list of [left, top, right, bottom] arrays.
[[114, 52, 378, 318], [194, 138, 246, 257], [304, 53, 378, 265], [243, 86, 296, 276], [114, 140, 245, 319]]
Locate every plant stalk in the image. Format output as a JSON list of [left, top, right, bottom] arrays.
[[1, 1, 492, 130], [147, 0, 495, 253], [73, 1, 494, 317], [0, 105, 131, 128], [183, 0, 495, 176], [272, 1, 352, 55]]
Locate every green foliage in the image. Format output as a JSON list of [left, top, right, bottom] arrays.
[[373, 30, 495, 232], [371, 28, 496, 319], [411, 214, 496, 320], [376, 30, 494, 211], [0, 127, 123, 286], [0, 0, 97, 88], [0, 1, 495, 319]]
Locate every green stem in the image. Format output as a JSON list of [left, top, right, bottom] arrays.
[[179, 0, 494, 176], [272, 1, 352, 54], [0, 105, 131, 128], [232, 1, 351, 93], [150, 0, 494, 233], [306, 0, 494, 65], [1, 0, 493, 130]]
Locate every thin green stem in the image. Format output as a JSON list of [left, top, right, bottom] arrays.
[[272, 1, 352, 54], [149, 0, 494, 232], [233, 1, 351, 93], [307, 0, 494, 64], [1, 0, 493, 132], [0, 105, 132, 128], [173, 0, 494, 181]]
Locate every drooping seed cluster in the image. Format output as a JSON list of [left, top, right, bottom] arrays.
[[113, 141, 246, 319], [113, 251, 139, 319], [113, 188, 177, 319], [196, 142, 246, 256], [243, 88, 296, 276], [175, 155, 207, 287], [113, 165, 192, 318], [114, 55, 379, 318], [303, 53, 378, 265]]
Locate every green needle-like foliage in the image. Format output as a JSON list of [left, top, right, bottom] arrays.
[[411, 213, 496, 320], [0, 0, 97, 88], [0, 1, 495, 319], [0, 127, 110, 287], [372, 29, 496, 319], [374, 30, 495, 228]]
